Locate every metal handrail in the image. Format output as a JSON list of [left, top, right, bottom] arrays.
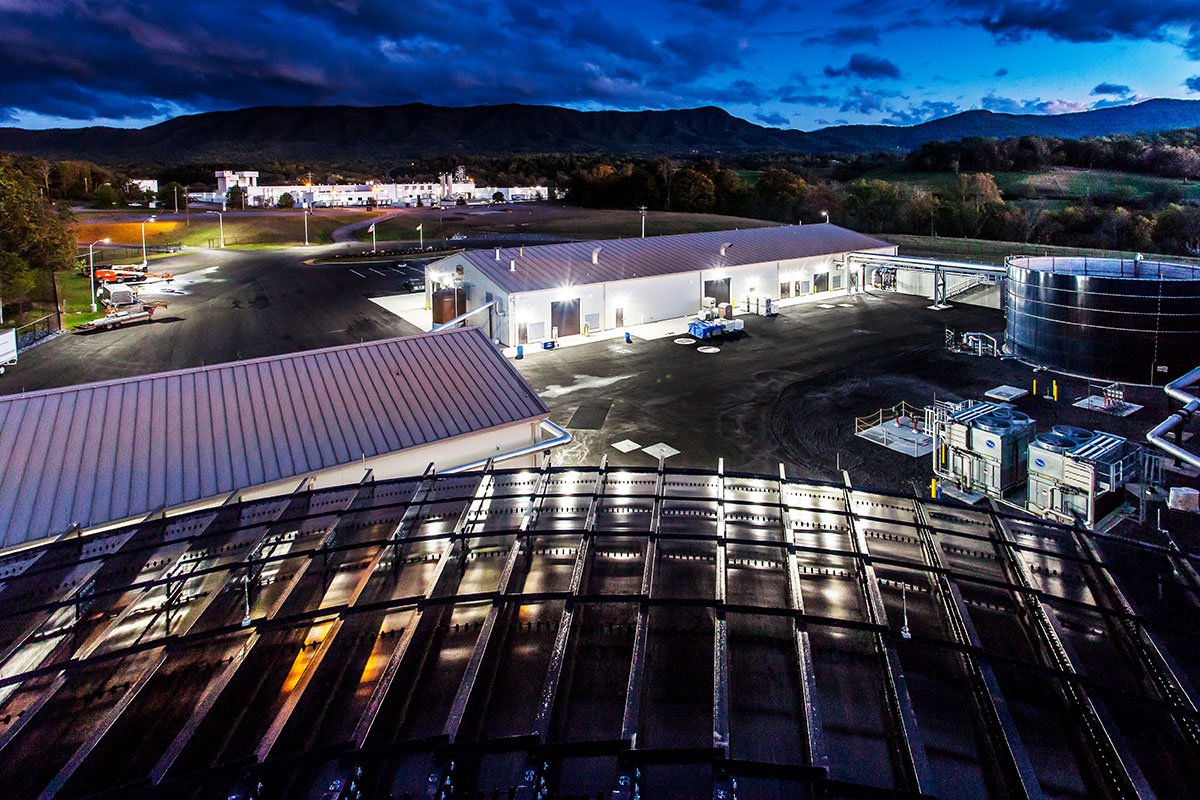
[[1146, 366, 1200, 468], [439, 419, 572, 474]]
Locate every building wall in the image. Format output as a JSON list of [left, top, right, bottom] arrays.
[[440, 244, 897, 346]]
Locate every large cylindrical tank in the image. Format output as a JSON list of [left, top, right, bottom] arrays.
[[1005, 256, 1200, 385]]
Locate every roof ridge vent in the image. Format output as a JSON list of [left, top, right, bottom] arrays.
[[719, 242, 733, 257], [510, 259, 516, 272], [495, 248, 500, 260], [592, 246, 602, 265]]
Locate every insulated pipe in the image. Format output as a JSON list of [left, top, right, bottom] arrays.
[[1146, 365, 1200, 468], [439, 420, 573, 474]]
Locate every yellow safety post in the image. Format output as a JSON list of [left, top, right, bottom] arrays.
[[1052, 380, 1058, 402], [930, 478, 938, 499], [1032, 378, 1038, 396]]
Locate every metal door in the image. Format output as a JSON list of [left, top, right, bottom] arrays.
[[703, 277, 731, 306], [813, 272, 830, 293], [550, 298, 581, 337], [615, 307, 624, 327]]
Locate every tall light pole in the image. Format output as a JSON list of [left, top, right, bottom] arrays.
[[820, 210, 829, 224], [417, 223, 423, 250], [638, 205, 647, 238], [303, 204, 310, 246], [140, 216, 156, 266], [184, 185, 190, 226], [88, 238, 111, 312], [207, 210, 225, 248], [173, 185, 179, 215]]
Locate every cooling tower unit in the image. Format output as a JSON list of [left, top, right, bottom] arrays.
[[1005, 256, 1200, 385]]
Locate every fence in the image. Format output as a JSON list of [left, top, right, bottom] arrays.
[[75, 243, 183, 268], [880, 234, 1200, 268], [854, 400, 927, 435], [14, 315, 59, 352]]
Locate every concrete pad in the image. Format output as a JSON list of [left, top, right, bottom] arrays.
[[837, 303, 853, 307], [674, 338, 697, 345], [1073, 395, 1143, 417], [643, 443, 681, 460], [816, 303, 836, 309], [369, 293, 431, 331], [984, 385, 1029, 402], [612, 439, 642, 453], [855, 421, 933, 458], [697, 346, 720, 354]]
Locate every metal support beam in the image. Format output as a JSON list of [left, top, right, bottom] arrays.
[[443, 459, 552, 743], [533, 458, 608, 741], [37, 650, 168, 800], [712, 459, 730, 758], [779, 465, 826, 770], [910, 499, 1046, 800], [842, 486, 935, 796], [990, 507, 1155, 799], [1069, 522, 1200, 755], [620, 458, 665, 748]]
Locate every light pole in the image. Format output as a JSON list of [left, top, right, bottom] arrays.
[[207, 210, 225, 248], [639, 205, 646, 238], [140, 216, 156, 266], [820, 210, 829, 223], [173, 185, 179, 215], [303, 205, 310, 246], [88, 237, 111, 312], [184, 185, 190, 226], [417, 223, 423, 250]]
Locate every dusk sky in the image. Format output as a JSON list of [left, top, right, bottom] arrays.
[[2, 0, 1200, 131]]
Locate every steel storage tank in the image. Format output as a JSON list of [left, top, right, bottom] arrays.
[[1005, 256, 1200, 385]]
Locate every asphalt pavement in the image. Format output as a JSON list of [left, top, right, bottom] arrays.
[[2, 244, 425, 394]]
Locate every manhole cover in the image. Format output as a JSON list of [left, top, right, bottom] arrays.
[[674, 337, 697, 345], [697, 346, 720, 354]]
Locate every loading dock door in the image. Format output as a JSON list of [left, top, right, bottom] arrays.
[[813, 272, 830, 293], [703, 277, 731, 306], [550, 298, 581, 338]]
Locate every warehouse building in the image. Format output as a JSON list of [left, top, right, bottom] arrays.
[[0, 328, 564, 550], [426, 224, 897, 345]]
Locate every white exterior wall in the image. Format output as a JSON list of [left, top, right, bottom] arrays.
[[445, 244, 898, 346]]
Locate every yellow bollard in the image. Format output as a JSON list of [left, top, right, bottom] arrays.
[[1032, 378, 1038, 397], [930, 478, 938, 499], [1052, 380, 1058, 402]]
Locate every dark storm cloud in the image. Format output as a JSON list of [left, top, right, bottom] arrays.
[[755, 110, 790, 126], [1091, 82, 1132, 96], [951, 0, 1200, 56], [0, 0, 751, 122], [882, 100, 960, 125], [1185, 76, 1200, 92], [805, 25, 882, 46], [824, 53, 902, 79]]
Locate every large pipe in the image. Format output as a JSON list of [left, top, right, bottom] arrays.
[[1146, 365, 1200, 468], [440, 419, 572, 474]]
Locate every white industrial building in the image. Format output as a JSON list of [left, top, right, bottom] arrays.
[[426, 224, 897, 346], [190, 170, 547, 208]]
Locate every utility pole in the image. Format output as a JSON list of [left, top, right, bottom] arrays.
[[173, 185, 178, 215]]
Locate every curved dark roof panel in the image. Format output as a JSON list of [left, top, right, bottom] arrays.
[[0, 328, 548, 548], [459, 223, 895, 294], [0, 466, 1196, 799]]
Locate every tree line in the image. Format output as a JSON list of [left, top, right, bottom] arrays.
[[0, 156, 75, 320]]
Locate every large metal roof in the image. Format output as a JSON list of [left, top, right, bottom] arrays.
[[0, 463, 1197, 799], [457, 223, 894, 294], [0, 328, 548, 549]]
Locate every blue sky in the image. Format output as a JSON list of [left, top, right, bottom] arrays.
[[1, 0, 1199, 131]]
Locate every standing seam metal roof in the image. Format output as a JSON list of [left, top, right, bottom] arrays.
[[0, 327, 549, 548], [457, 223, 894, 294]]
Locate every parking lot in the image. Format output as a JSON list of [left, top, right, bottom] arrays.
[[512, 291, 1172, 492]]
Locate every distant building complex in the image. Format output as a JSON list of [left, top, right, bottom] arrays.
[[190, 166, 549, 208]]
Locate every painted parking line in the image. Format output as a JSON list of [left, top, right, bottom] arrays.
[[349, 269, 365, 278], [389, 267, 405, 274], [369, 268, 386, 276]]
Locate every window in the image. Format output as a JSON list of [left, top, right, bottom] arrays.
[[832, 275, 843, 290], [780, 281, 792, 299]]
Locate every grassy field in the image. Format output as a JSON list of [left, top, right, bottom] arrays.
[[880, 233, 1200, 266], [357, 203, 780, 243], [71, 209, 378, 248], [56, 270, 107, 328], [862, 165, 1200, 203]]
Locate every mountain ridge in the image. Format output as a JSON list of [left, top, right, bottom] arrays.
[[2, 99, 1199, 164]]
